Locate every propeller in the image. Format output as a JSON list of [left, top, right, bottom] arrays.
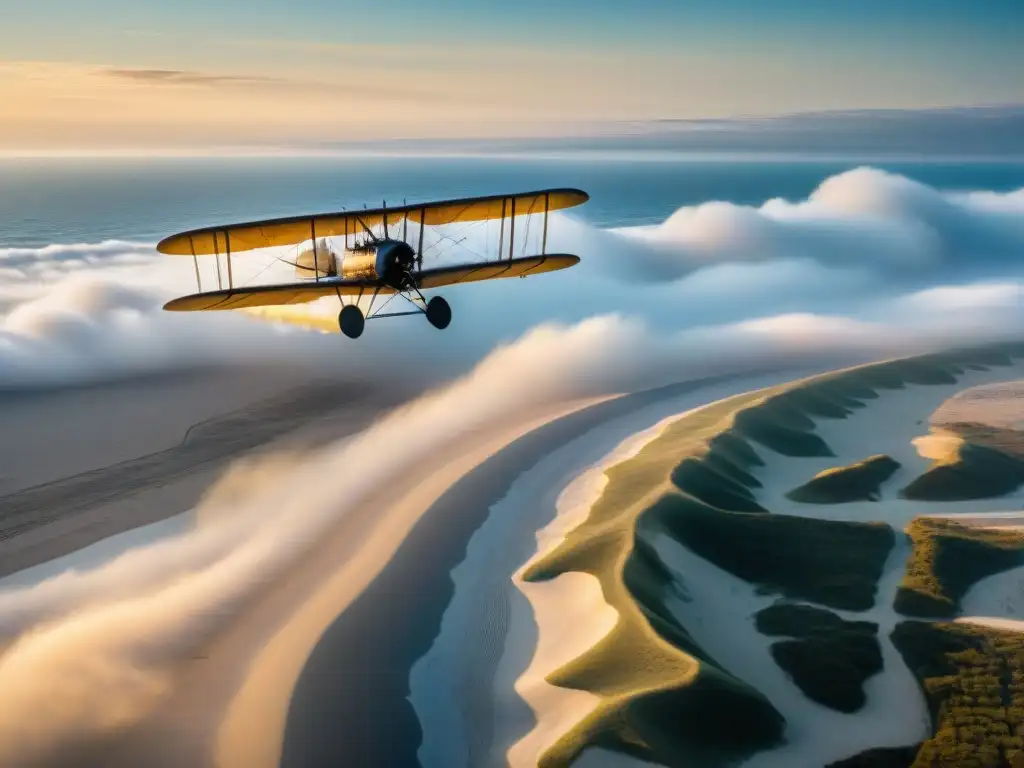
[[382, 199, 389, 240]]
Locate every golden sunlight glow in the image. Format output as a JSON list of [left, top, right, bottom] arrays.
[[0, 60, 504, 148], [0, 47, 825, 151]]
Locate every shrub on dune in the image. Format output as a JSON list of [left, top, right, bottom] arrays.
[[895, 518, 1024, 619], [891, 621, 1024, 768], [755, 603, 883, 713], [653, 496, 894, 611], [787, 454, 902, 504], [901, 442, 1024, 502]]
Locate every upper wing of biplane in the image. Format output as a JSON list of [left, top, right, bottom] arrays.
[[156, 188, 589, 256], [163, 254, 579, 311]]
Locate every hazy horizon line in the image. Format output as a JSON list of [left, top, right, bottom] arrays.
[[4, 148, 1024, 163], [5, 102, 1024, 160]]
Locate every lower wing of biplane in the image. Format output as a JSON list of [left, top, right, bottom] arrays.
[[157, 188, 587, 338]]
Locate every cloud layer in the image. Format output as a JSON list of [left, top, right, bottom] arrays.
[[1, 167, 1022, 389]]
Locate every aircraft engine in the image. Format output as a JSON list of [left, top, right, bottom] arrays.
[[297, 238, 416, 287], [373, 240, 417, 285]]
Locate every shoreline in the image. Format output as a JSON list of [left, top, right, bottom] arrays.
[[274, 376, 749, 768], [407, 368, 809, 768], [275, 369, 835, 768]]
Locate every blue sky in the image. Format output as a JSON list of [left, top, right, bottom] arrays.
[[1, 0, 1022, 149], [5, 0, 1022, 55]]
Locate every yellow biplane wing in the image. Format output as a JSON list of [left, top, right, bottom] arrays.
[[156, 188, 588, 256], [163, 254, 579, 311]]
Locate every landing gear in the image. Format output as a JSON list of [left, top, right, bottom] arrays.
[[337, 291, 447, 338], [425, 296, 451, 330], [339, 304, 365, 338]]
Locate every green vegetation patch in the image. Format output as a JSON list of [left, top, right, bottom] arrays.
[[523, 343, 1022, 767], [901, 442, 1024, 502], [653, 497, 895, 611], [891, 621, 1024, 767], [755, 603, 883, 713], [787, 454, 902, 504], [895, 518, 1024, 619]]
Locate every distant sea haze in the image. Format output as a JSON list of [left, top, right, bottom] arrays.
[[261, 104, 1024, 160], [2, 155, 1024, 247]]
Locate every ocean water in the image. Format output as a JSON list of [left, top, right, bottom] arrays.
[[3, 155, 1024, 247]]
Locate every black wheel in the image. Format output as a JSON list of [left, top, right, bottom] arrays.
[[338, 305, 365, 338], [425, 296, 451, 330]]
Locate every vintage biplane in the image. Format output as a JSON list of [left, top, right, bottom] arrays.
[[157, 188, 588, 338]]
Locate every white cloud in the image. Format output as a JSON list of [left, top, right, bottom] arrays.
[[0, 240, 157, 274], [2, 167, 1021, 390]]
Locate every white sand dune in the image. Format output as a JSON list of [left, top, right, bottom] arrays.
[[911, 429, 964, 461], [503, 573, 619, 768], [651, 531, 930, 768], [502, 411, 687, 768], [753, 361, 1024, 527], [719, 361, 1024, 764]]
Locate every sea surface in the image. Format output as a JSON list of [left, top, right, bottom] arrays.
[[2, 154, 1024, 247]]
